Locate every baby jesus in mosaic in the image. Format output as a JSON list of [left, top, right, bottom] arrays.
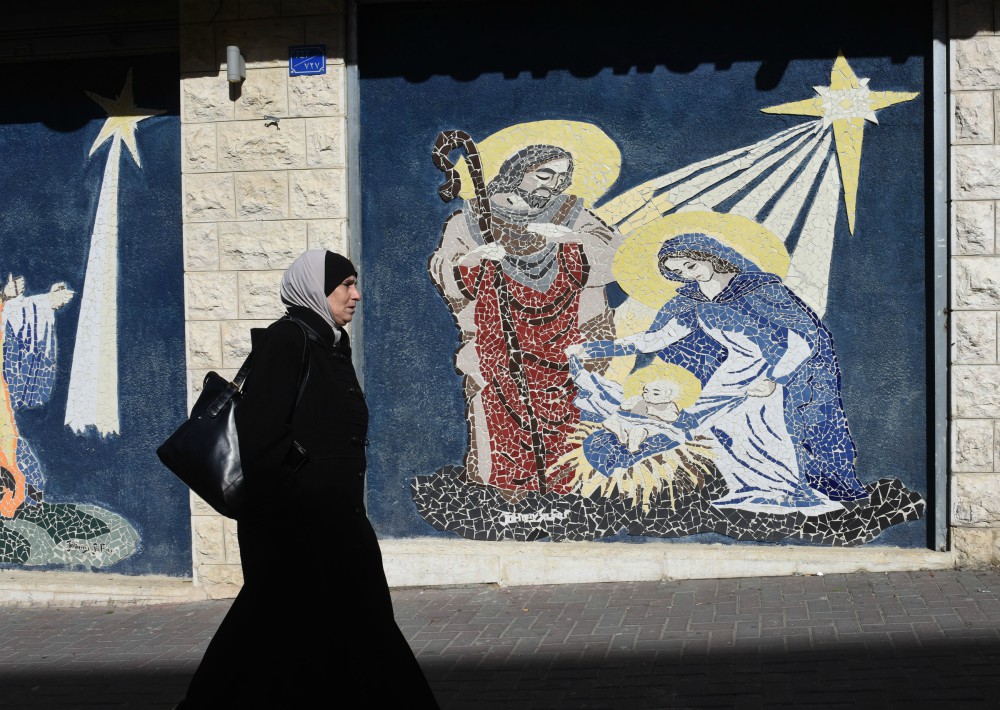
[[571, 357, 689, 455], [603, 378, 681, 451]]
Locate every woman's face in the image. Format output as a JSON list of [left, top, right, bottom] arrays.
[[662, 256, 714, 282], [327, 276, 361, 326]]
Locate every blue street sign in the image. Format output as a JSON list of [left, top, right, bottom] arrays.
[[289, 45, 326, 76]]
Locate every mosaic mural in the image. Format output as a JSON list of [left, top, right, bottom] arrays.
[[0, 61, 183, 571], [410, 53, 927, 546]]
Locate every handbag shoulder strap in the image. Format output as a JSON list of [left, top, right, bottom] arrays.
[[290, 319, 311, 407], [260, 315, 312, 407], [232, 352, 254, 390], [214, 318, 310, 413], [207, 352, 253, 418]]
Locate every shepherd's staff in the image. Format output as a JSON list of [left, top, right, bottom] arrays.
[[432, 130, 550, 494]]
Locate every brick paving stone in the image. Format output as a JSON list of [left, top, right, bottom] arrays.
[[2, 570, 1000, 708]]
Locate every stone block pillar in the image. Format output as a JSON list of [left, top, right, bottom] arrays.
[[950, 0, 1000, 566], [179, 0, 348, 597]]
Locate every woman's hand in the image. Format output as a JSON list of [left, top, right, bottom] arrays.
[[565, 343, 587, 359], [747, 378, 777, 398]]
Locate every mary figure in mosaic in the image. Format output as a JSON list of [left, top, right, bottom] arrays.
[[569, 231, 868, 515]]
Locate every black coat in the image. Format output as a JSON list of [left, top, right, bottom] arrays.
[[180, 306, 438, 708], [239, 305, 371, 543]]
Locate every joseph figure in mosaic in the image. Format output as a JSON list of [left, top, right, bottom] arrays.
[[430, 138, 623, 495]]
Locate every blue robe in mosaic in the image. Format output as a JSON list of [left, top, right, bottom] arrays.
[[1, 293, 58, 502], [576, 233, 866, 514]]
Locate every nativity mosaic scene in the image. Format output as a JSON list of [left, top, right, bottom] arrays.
[[410, 53, 927, 546], [0, 71, 156, 567]]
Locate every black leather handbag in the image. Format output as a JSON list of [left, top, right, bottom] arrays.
[[157, 319, 310, 519]]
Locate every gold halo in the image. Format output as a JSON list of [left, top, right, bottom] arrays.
[[622, 361, 702, 410], [612, 211, 790, 310], [454, 120, 621, 207]]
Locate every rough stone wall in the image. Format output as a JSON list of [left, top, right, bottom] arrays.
[[179, 0, 347, 597], [950, 0, 1000, 567]]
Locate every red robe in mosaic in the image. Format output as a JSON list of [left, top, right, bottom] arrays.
[[456, 243, 587, 493], [430, 195, 621, 494]]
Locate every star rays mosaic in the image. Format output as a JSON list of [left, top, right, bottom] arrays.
[[410, 53, 927, 546]]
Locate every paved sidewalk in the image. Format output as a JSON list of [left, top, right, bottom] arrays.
[[1, 569, 999, 709]]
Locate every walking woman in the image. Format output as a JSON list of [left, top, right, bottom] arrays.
[[178, 250, 439, 708]]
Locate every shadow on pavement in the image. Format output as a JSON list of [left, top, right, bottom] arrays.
[[5, 639, 998, 709]]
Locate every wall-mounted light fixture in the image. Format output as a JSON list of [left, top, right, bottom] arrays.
[[226, 46, 246, 84]]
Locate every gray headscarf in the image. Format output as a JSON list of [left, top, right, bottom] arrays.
[[280, 249, 341, 341]]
